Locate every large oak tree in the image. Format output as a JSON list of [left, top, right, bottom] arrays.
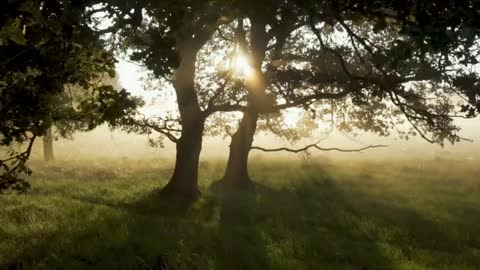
[[93, 0, 480, 196]]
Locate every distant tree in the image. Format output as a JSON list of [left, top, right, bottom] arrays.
[[42, 127, 55, 162], [0, 1, 141, 192], [40, 75, 126, 162]]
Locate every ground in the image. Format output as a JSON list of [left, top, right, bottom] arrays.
[[0, 157, 479, 270]]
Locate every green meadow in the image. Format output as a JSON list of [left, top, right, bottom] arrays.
[[1, 158, 479, 270]]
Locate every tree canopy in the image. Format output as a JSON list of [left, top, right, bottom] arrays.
[[1, 0, 479, 196], [0, 0, 140, 192], [101, 0, 480, 195]]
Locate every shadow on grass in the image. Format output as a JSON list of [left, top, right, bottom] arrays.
[[2, 164, 477, 270], [211, 185, 269, 270]]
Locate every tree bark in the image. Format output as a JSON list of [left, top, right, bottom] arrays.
[[161, 45, 205, 198], [222, 108, 259, 187], [159, 17, 219, 197], [162, 117, 205, 198], [43, 127, 54, 162]]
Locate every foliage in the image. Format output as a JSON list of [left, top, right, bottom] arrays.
[[297, 0, 480, 114], [0, 1, 142, 191], [108, 0, 480, 152]]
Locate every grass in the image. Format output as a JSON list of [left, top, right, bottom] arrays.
[[1, 157, 480, 269]]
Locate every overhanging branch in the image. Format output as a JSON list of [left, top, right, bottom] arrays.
[[0, 135, 37, 193]]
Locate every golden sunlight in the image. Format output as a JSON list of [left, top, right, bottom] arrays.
[[283, 108, 303, 128], [231, 51, 254, 79]]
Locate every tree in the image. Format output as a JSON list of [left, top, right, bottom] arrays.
[[111, 0, 317, 196], [42, 127, 55, 162], [107, 0, 247, 198], [218, 1, 480, 187], [39, 75, 126, 162], [0, 0, 140, 192], [103, 0, 480, 196], [297, 0, 480, 113]]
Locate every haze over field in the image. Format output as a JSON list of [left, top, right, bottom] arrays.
[[26, 121, 480, 162], [24, 60, 480, 162]]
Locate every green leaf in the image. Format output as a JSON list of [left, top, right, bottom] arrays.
[[2, 19, 27, 45]]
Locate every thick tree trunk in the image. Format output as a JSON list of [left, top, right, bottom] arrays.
[[162, 118, 205, 198], [220, 20, 269, 189], [160, 21, 218, 197], [43, 127, 54, 162], [222, 109, 259, 188], [161, 44, 207, 198]]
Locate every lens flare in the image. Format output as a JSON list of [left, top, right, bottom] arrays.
[[231, 51, 254, 78]]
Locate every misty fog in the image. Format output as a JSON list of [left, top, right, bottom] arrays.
[[24, 59, 479, 163]]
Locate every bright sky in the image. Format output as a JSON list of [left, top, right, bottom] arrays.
[[116, 59, 178, 117], [116, 60, 144, 95]]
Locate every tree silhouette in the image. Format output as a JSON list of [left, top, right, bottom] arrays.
[[0, 1, 140, 192], [104, 0, 480, 195]]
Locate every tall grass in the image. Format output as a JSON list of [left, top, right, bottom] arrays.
[[1, 158, 479, 269]]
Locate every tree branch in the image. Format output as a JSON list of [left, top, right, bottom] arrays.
[[251, 141, 388, 153], [274, 89, 352, 110], [205, 104, 247, 115], [127, 117, 180, 143], [206, 75, 232, 112], [1, 136, 37, 193]]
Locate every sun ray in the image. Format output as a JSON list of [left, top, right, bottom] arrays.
[[231, 51, 254, 79]]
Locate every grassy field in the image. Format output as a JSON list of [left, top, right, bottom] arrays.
[[1, 157, 480, 270]]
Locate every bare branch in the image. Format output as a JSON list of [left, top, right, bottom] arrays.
[[127, 117, 180, 143], [205, 104, 247, 115], [336, 18, 375, 56], [388, 91, 435, 143], [251, 141, 388, 153], [274, 89, 352, 110]]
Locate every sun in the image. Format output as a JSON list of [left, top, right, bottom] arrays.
[[283, 108, 303, 128], [231, 51, 254, 79]]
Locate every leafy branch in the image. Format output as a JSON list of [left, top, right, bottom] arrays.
[[0, 136, 37, 193]]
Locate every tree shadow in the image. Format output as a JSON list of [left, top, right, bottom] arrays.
[[55, 187, 196, 218], [1, 188, 199, 270], [243, 170, 475, 269], [210, 185, 270, 270]]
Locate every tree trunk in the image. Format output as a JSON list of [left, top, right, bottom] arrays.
[[43, 127, 54, 162], [162, 118, 205, 198], [161, 43, 206, 198], [220, 20, 269, 188], [221, 109, 259, 188], [159, 20, 219, 197]]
